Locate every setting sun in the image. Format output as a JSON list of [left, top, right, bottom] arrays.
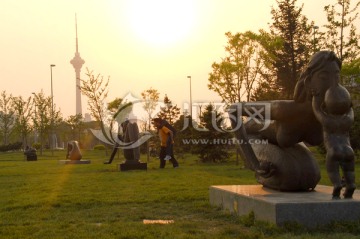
[[124, 0, 197, 48]]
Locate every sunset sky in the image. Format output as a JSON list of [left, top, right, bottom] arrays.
[[0, 0, 351, 119]]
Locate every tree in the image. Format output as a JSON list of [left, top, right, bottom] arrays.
[[157, 94, 180, 124], [32, 90, 61, 155], [0, 91, 15, 145], [342, 57, 360, 106], [323, 0, 360, 63], [350, 106, 360, 150], [208, 31, 270, 104], [192, 104, 231, 162], [250, 30, 284, 101], [172, 115, 193, 154], [79, 69, 135, 149], [141, 87, 159, 162], [251, 78, 283, 101], [66, 114, 84, 142], [141, 87, 160, 130], [79, 68, 109, 123], [12, 96, 33, 148], [107, 97, 132, 123], [269, 0, 314, 98], [107, 97, 133, 139], [107, 98, 123, 114]]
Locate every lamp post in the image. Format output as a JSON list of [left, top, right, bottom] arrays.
[[31, 92, 37, 144], [50, 64, 56, 156], [187, 76, 192, 119], [313, 26, 319, 54]]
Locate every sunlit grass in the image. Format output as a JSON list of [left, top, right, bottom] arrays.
[[0, 149, 359, 238]]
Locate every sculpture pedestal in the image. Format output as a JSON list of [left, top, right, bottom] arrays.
[[58, 160, 91, 164], [209, 185, 360, 228], [118, 162, 147, 171], [25, 155, 37, 161]]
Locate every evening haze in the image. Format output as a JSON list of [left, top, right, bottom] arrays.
[[0, 0, 342, 118]]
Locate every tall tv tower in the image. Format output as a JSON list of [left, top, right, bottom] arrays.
[[70, 14, 85, 116]]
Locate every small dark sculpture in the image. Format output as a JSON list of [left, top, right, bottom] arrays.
[[121, 120, 140, 164], [24, 146, 37, 161], [312, 84, 355, 198], [66, 141, 82, 161], [105, 119, 141, 164], [230, 51, 355, 195]]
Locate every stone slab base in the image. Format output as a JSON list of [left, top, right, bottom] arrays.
[[209, 185, 360, 228], [118, 162, 147, 171], [26, 156, 37, 161], [58, 160, 91, 164]]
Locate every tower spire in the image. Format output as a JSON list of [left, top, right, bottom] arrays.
[[70, 13, 85, 116], [75, 13, 79, 53]]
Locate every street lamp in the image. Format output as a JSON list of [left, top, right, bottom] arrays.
[[31, 92, 37, 143], [313, 25, 319, 54], [50, 64, 56, 155], [187, 76, 192, 119]]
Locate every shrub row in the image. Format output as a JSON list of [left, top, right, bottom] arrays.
[[0, 142, 23, 152]]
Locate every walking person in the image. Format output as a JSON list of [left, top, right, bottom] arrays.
[[152, 118, 179, 168]]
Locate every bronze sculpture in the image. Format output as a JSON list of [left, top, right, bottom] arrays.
[[312, 84, 355, 198], [66, 140, 82, 161], [230, 51, 356, 197]]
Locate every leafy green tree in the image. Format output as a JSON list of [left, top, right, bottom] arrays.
[[141, 87, 160, 130], [106, 97, 133, 141], [269, 0, 314, 98], [0, 91, 15, 145], [157, 94, 180, 124], [250, 30, 284, 101], [107, 97, 132, 122], [323, 0, 360, 63], [12, 96, 33, 148], [342, 58, 360, 106], [107, 98, 123, 114], [141, 87, 160, 162], [192, 104, 231, 162], [350, 106, 360, 150], [66, 114, 84, 142], [251, 77, 283, 101], [79, 68, 109, 123], [32, 90, 61, 155], [342, 58, 360, 76], [208, 31, 270, 104], [172, 115, 193, 154]]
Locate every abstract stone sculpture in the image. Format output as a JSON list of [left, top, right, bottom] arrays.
[[66, 140, 82, 161], [117, 119, 147, 171], [121, 120, 141, 164], [230, 51, 355, 196]]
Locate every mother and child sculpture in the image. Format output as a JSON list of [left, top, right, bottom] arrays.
[[230, 50, 355, 199]]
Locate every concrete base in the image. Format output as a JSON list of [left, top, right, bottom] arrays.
[[209, 185, 360, 228], [26, 156, 37, 161], [118, 162, 147, 171], [58, 160, 91, 164]]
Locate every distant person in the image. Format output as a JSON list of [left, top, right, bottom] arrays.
[[161, 119, 177, 160], [312, 84, 355, 199], [152, 118, 179, 168]]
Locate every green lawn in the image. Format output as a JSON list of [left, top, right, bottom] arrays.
[[0, 149, 359, 239]]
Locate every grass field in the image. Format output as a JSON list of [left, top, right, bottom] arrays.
[[0, 149, 359, 239]]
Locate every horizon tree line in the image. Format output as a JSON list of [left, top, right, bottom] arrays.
[[1, 0, 359, 159]]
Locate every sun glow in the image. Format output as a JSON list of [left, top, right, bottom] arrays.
[[124, 0, 197, 48]]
